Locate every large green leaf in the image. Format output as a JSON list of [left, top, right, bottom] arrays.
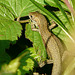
[[25, 24, 47, 62], [0, 18, 22, 41], [0, 5, 14, 20], [0, 0, 39, 17]]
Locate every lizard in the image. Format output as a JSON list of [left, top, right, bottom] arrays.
[[29, 11, 64, 75]]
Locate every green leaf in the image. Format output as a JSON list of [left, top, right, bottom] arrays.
[[53, 0, 71, 25], [0, 0, 39, 17], [45, 0, 69, 11], [0, 19, 22, 41], [34, 0, 46, 5], [52, 11, 70, 40], [25, 24, 47, 61], [0, 5, 14, 20], [72, 0, 75, 11], [17, 48, 36, 75]]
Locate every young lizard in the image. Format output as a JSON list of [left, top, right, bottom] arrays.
[[29, 12, 64, 75]]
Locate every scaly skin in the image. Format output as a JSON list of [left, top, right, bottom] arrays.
[[29, 12, 64, 75]]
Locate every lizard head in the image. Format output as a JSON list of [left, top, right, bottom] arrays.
[[29, 12, 41, 32]]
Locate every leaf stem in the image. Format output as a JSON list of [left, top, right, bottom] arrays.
[[17, 17, 20, 21], [59, 25, 75, 43]]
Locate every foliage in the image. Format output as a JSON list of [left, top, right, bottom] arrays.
[[0, 0, 75, 75]]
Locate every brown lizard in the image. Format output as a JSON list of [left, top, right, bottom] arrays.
[[29, 12, 64, 75]]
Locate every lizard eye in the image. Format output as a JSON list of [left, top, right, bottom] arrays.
[[30, 15, 32, 18], [29, 15, 33, 19]]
